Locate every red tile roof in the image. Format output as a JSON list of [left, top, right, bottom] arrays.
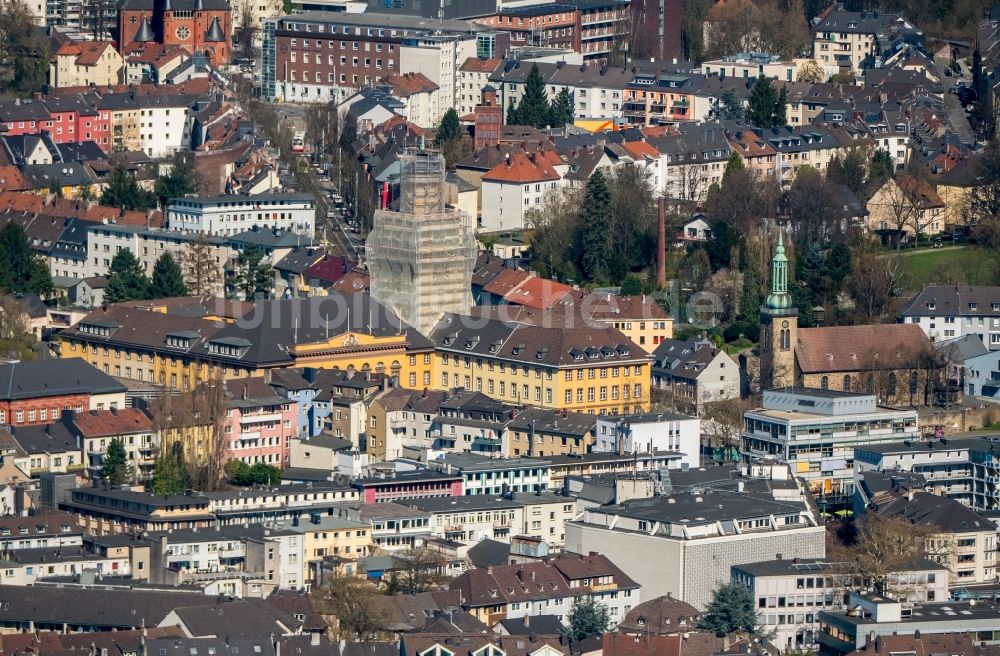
[[0, 191, 164, 228], [0, 168, 28, 193], [379, 72, 439, 97], [482, 151, 561, 183], [795, 323, 933, 374], [71, 408, 153, 437], [459, 57, 502, 73], [501, 275, 572, 309], [482, 267, 530, 297], [622, 140, 660, 160], [55, 41, 118, 66]]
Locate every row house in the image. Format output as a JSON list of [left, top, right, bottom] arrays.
[[261, 12, 479, 105], [96, 92, 192, 157], [623, 69, 697, 125], [650, 122, 731, 204], [0, 96, 112, 152], [812, 4, 920, 74], [222, 378, 297, 468], [449, 553, 639, 624]]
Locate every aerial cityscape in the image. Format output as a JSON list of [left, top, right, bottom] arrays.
[[0, 0, 999, 653]]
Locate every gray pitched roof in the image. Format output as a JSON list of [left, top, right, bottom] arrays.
[[900, 286, 1000, 318], [0, 586, 211, 628], [0, 358, 125, 400]]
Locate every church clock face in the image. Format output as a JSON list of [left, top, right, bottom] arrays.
[[129, 15, 137, 23], [781, 320, 789, 328], [176, 25, 191, 39]]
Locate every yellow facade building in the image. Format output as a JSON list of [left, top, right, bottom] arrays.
[[58, 295, 435, 392], [429, 314, 651, 415]]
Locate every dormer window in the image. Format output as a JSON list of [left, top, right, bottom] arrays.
[[78, 319, 118, 337], [927, 302, 936, 310], [206, 337, 251, 358], [165, 331, 198, 349], [970, 302, 978, 310]]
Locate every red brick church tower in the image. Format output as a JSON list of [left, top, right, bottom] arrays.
[[119, 0, 232, 67]]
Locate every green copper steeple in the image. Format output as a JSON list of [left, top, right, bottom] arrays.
[[765, 232, 793, 311]]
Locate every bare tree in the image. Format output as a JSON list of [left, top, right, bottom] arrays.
[[702, 397, 757, 449], [148, 376, 228, 490], [869, 178, 918, 246], [181, 235, 223, 297], [312, 571, 387, 640], [830, 515, 931, 598], [392, 547, 448, 593], [849, 254, 904, 319], [665, 162, 711, 213]]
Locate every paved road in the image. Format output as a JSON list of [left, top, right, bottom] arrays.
[[933, 55, 977, 145]]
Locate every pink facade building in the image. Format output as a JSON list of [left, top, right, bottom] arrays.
[[351, 470, 463, 504], [222, 379, 297, 467]]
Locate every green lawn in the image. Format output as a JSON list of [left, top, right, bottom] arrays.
[[895, 246, 993, 290]]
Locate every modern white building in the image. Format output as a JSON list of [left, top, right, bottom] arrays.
[[399, 495, 525, 545], [741, 388, 919, 498], [593, 411, 700, 469], [428, 453, 551, 495], [900, 286, 1000, 349], [84, 223, 232, 279], [166, 194, 317, 239], [565, 461, 825, 609], [400, 34, 477, 124], [731, 557, 949, 652]]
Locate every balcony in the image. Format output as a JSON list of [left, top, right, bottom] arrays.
[[241, 413, 282, 424]]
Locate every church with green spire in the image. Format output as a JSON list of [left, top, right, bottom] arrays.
[[760, 233, 798, 389]]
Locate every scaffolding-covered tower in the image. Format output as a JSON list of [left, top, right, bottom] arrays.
[[367, 149, 477, 337]]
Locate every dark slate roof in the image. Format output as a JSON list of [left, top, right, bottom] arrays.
[[341, 643, 398, 656], [170, 599, 302, 638], [0, 586, 211, 628], [873, 490, 994, 534], [496, 615, 564, 636], [900, 286, 1000, 318], [934, 334, 989, 362], [0, 358, 125, 400], [466, 538, 510, 568]]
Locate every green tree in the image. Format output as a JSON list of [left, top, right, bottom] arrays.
[[747, 75, 780, 129], [434, 108, 469, 166], [149, 252, 188, 298], [565, 596, 610, 643], [101, 164, 155, 211], [515, 64, 550, 128], [0, 224, 38, 295], [225, 459, 282, 485], [105, 249, 151, 303], [27, 256, 53, 298], [505, 95, 520, 125], [548, 88, 574, 128], [102, 437, 130, 485], [577, 170, 613, 283], [227, 243, 272, 299], [620, 274, 643, 295], [434, 108, 462, 146], [723, 151, 744, 179], [774, 86, 788, 127], [338, 120, 357, 152], [0, 1, 49, 97], [698, 583, 758, 635], [868, 149, 895, 191], [715, 88, 745, 121], [154, 155, 200, 208], [152, 442, 191, 495]]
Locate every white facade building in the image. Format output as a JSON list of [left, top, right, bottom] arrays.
[[565, 462, 825, 609], [741, 388, 919, 498], [593, 411, 700, 469], [166, 194, 317, 239], [900, 286, 1000, 349]]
